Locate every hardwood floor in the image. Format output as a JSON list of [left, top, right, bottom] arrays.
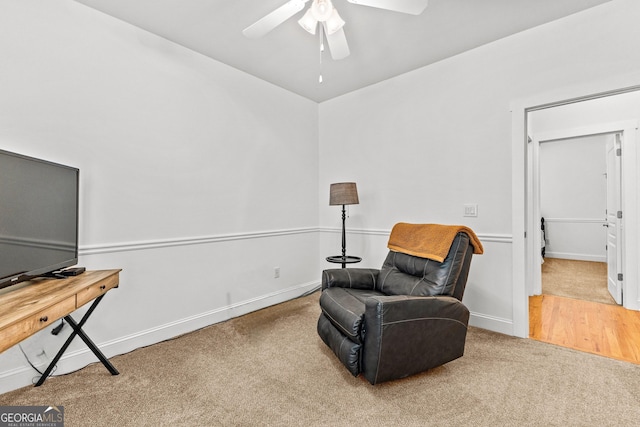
[[530, 294, 640, 364]]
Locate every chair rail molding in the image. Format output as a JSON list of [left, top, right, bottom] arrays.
[[543, 217, 605, 224], [319, 227, 512, 244], [80, 227, 319, 255]]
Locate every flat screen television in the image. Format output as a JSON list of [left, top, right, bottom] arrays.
[[0, 149, 79, 290]]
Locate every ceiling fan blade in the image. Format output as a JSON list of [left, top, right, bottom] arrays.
[[325, 26, 350, 60], [243, 0, 309, 38], [346, 0, 428, 15]]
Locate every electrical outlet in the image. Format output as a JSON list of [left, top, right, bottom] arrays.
[[463, 204, 478, 217], [274, 267, 280, 279]]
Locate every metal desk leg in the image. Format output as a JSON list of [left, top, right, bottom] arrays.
[[35, 294, 119, 386]]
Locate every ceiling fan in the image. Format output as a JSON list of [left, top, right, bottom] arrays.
[[242, 0, 429, 61]]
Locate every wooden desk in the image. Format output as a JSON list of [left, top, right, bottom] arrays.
[[0, 269, 121, 386]]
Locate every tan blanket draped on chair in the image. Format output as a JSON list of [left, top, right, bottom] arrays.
[[387, 223, 484, 262]]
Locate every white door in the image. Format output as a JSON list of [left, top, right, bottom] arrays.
[[605, 133, 622, 304]]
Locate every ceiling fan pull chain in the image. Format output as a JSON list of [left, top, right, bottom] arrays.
[[318, 23, 324, 83]]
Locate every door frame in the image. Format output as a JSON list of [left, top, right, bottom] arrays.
[[511, 84, 640, 338], [528, 124, 634, 299]]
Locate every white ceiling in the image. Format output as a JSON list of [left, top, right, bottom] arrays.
[[74, 0, 611, 102]]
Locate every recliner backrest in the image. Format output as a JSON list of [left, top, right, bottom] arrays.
[[375, 232, 473, 300]]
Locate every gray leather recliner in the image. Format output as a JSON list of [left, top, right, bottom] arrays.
[[317, 231, 475, 384]]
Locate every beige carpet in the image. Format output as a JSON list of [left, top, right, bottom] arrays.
[[542, 258, 616, 305], [2, 292, 640, 426]]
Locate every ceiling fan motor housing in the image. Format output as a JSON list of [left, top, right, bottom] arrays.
[[311, 0, 334, 21]]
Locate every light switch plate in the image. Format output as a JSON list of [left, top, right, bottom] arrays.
[[464, 204, 478, 217]]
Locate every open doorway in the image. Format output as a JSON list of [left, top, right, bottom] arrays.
[[511, 85, 640, 339], [522, 90, 640, 362], [539, 133, 615, 305], [532, 131, 620, 305], [527, 92, 640, 310]]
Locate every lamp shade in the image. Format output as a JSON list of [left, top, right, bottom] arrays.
[[329, 182, 359, 205], [324, 8, 345, 35], [298, 8, 317, 34]]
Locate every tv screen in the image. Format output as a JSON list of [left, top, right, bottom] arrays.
[[0, 149, 79, 289]]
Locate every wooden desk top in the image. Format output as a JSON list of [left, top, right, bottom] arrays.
[[0, 269, 121, 354]]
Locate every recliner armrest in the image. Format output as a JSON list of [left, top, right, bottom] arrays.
[[362, 295, 470, 384], [365, 295, 470, 324], [321, 268, 380, 291]]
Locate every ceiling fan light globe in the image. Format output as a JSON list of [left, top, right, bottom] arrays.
[[298, 8, 318, 34], [311, 0, 334, 21], [324, 8, 345, 35]]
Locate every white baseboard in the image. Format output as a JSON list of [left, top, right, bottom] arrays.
[[469, 311, 513, 336], [0, 281, 320, 395]]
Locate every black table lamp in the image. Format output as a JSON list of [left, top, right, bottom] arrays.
[[327, 182, 361, 268]]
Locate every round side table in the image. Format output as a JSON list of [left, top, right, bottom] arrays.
[[326, 255, 362, 269]]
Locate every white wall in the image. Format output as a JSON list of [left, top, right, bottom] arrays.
[[0, 0, 319, 393], [539, 134, 608, 262], [2, 0, 640, 395], [319, 0, 640, 335]]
